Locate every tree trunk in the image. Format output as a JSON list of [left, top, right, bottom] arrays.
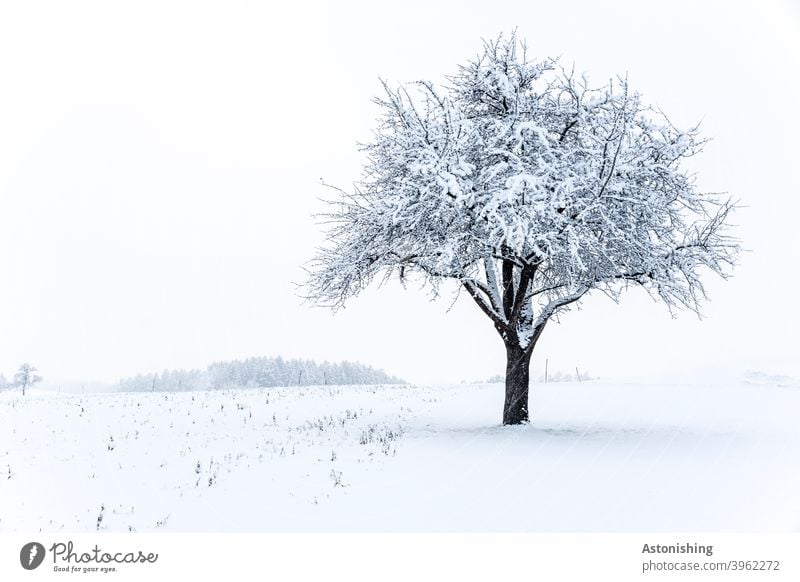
[[503, 343, 532, 425]]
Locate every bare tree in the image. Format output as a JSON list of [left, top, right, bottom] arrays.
[[14, 363, 42, 396], [306, 33, 738, 425]]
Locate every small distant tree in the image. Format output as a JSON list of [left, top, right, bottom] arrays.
[[0, 374, 8, 391], [14, 363, 42, 396], [306, 33, 738, 425]]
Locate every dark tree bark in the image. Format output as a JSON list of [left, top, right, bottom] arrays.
[[503, 342, 533, 425], [502, 322, 546, 425]]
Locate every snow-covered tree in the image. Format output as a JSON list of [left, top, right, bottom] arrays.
[[117, 357, 404, 391], [306, 33, 739, 425], [14, 363, 42, 396]]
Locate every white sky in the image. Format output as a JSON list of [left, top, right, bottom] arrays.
[[1, 0, 799, 386]]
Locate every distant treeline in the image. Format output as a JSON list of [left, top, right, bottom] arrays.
[[118, 356, 405, 392]]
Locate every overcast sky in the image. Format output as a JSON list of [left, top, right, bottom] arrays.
[[1, 0, 798, 387]]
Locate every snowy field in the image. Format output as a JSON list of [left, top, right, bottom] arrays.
[[2, 376, 799, 532]]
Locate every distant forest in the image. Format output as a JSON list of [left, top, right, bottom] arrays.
[[118, 356, 405, 392]]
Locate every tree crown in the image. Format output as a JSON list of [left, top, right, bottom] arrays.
[[307, 33, 738, 349], [14, 363, 42, 387]]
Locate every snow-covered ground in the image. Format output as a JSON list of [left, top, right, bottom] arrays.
[[2, 376, 799, 532]]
